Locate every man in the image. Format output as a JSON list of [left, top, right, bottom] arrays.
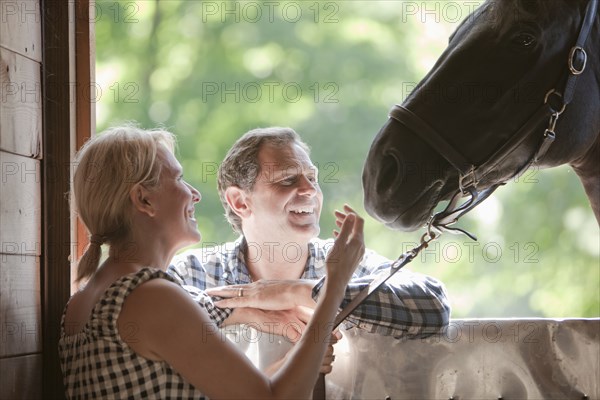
[[168, 127, 450, 341]]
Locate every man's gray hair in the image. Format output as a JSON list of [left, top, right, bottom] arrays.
[[217, 127, 310, 234]]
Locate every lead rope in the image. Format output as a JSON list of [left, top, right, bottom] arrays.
[[313, 190, 482, 400]]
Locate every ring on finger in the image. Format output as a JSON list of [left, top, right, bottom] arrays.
[[238, 287, 244, 297]]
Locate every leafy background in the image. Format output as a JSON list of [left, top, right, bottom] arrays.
[[94, 0, 599, 318]]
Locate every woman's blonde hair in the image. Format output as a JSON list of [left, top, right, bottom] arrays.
[[72, 125, 175, 282]]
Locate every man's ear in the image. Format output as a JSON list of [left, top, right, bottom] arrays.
[[224, 186, 251, 219], [129, 184, 156, 217]]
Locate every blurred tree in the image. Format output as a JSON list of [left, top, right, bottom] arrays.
[[95, 0, 598, 318]]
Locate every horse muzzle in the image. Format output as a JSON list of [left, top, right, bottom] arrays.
[[362, 122, 445, 231]]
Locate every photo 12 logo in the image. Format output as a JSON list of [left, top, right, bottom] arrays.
[[402, 240, 540, 264], [201, 81, 339, 104], [400, 1, 481, 23], [200, 1, 340, 24]]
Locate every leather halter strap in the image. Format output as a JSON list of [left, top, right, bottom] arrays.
[[389, 104, 552, 189], [388, 106, 473, 176], [563, 0, 598, 106], [388, 0, 598, 191]]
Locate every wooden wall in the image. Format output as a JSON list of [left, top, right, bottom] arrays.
[[0, 0, 44, 398], [1, 1, 91, 398]]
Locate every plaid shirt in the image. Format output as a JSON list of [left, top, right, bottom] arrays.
[[168, 237, 451, 338]]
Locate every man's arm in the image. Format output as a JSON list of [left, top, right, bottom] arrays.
[[313, 245, 451, 338], [170, 242, 451, 339], [212, 244, 451, 338], [329, 205, 451, 337], [168, 246, 313, 334]]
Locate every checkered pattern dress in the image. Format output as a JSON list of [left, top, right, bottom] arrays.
[[59, 268, 205, 399]]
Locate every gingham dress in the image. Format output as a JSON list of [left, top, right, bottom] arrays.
[[59, 268, 205, 399]]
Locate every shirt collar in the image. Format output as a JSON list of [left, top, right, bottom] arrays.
[[223, 236, 253, 284], [228, 236, 330, 281], [302, 240, 320, 279]]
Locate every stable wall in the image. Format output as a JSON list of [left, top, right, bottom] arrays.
[[0, 1, 43, 398]]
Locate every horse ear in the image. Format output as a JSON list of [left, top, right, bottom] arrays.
[[519, 0, 556, 18], [520, 0, 539, 14]]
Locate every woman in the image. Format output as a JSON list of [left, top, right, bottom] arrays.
[[59, 125, 365, 399]]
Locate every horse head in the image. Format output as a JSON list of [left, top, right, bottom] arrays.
[[363, 0, 600, 231]]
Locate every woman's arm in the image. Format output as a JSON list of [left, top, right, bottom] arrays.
[[119, 213, 364, 399]]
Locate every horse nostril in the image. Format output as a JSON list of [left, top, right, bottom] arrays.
[[376, 152, 403, 195]]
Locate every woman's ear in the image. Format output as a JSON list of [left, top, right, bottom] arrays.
[[130, 184, 156, 217], [224, 186, 251, 219]]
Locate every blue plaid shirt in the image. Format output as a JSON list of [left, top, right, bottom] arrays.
[[168, 237, 451, 338]]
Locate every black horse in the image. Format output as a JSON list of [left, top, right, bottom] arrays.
[[363, 0, 599, 232]]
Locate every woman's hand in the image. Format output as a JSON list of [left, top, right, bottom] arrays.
[[325, 204, 365, 290], [263, 331, 342, 376], [207, 280, 316, 310], [319, 331, 342, 374]]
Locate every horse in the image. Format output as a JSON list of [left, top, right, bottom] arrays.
[[362, 0, 599, 232]]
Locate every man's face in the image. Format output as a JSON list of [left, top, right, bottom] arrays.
[[242, 141, 323, 246]]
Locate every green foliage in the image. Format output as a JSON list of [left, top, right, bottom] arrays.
[[95, 0, 599, 318]]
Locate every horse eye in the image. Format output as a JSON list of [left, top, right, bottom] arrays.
[[511, 32, 536, 48]]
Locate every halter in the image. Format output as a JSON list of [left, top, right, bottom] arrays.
[[388, 0, 598, 238]]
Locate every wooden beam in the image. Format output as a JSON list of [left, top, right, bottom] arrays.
[[0, 153, 42, 359], [0, 255, 41, 357], [0, 48, 42, 158], [0, 0, 42, 62], [0, 152, 41, 257], [0, 354, 43, 399], [75, 0, 94, 265], [42, 1, 73, 398]]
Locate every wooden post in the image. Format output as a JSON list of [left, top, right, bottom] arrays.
[[42, 1, 74, 398], [74, 0, 94, 285]]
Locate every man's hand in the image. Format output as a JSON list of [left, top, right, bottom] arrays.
[[206, 280, 317, 310], [222, 306, 315, 343]]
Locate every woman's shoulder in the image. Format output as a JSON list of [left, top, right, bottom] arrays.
[[117, 268, 214, 359], [123, 269, 183, 299], [62, 267, 179, 336], [120, 268, 199, 315], [109, 267, 187, 321]]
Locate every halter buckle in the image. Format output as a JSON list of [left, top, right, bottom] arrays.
[[459, 167, 477, 193], [569, 46, 587, 75]]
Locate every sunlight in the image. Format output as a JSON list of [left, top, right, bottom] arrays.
[[243, 44, 284, 79], [470, 194, 503, 229]]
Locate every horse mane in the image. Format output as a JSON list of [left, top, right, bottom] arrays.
[[484, 0, 580, 30]]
